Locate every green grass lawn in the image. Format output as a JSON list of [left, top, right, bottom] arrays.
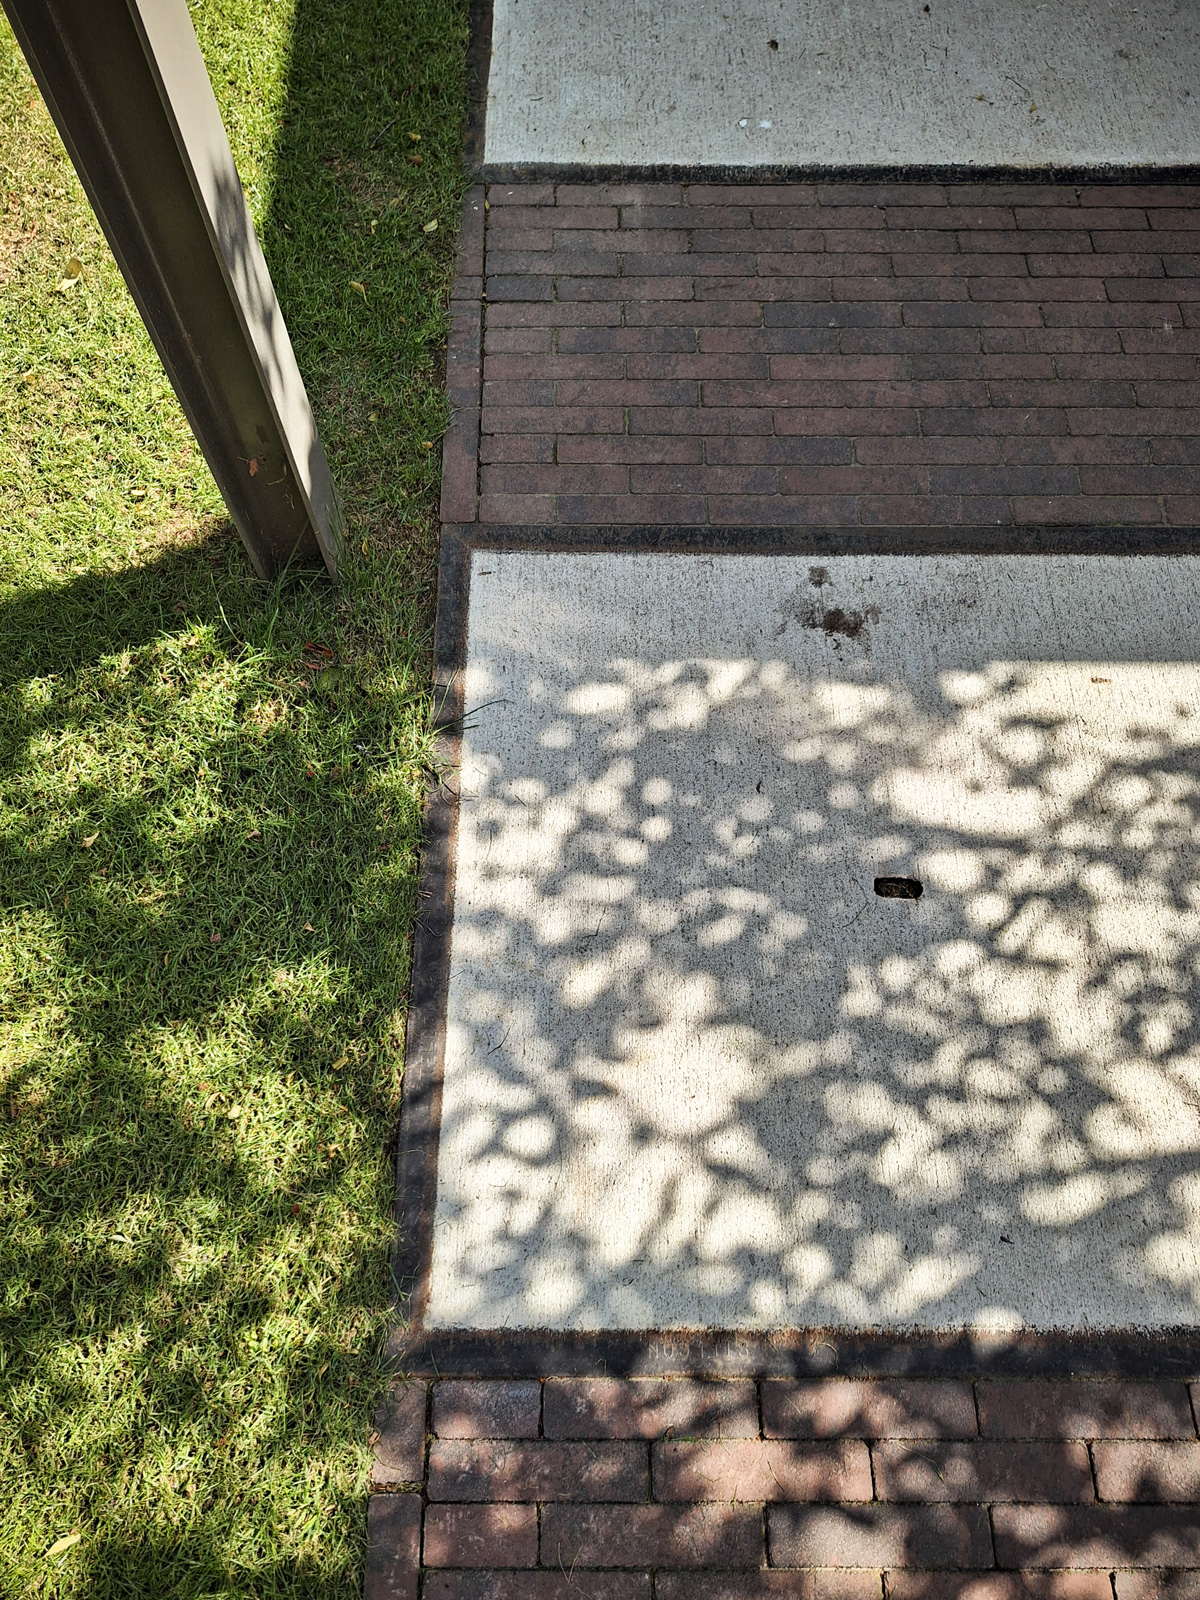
[[0, 0, 469, 1591]]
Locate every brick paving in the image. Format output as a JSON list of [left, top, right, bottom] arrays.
[[383, 174, 1200, 1600], [441, 180, 1200, 531], [368, 1377, 1200, 1597]]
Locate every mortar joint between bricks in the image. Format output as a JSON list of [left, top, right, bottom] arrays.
[[1087, 1438, 1102, 1502], [986, 1502, 1000, 1571], [424, 1380, 433, 1486]]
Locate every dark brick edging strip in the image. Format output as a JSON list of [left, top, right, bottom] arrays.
[[481, 163, 1200, 186], [439, 185, 486, 523]]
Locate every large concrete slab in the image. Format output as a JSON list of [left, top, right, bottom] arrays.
[[484, 0, 1200, 170], [428, 551, 1200, 1335]]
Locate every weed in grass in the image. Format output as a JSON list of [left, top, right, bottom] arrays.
[[0, 0, 468, 1592]]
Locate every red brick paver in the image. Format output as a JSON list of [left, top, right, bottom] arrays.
[[440, 180, 1200, 529], [367, 1377, 1200, 1597]]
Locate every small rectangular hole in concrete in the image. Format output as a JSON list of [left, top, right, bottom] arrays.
[[875, 876, 924, 900]]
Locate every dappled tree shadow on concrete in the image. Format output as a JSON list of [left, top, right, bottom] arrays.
[[427, 552, 1200, 1336]]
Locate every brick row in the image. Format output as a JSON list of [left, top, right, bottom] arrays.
[[407, 1496, 1200, 1571], [376, 1380, 1200, 1462]]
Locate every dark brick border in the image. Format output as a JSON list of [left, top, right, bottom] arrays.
[[439, 186, 485, 523], [483, 163, 1200, 185]]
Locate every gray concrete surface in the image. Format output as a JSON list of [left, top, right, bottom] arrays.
[[484, 0, 1200, 169], [428, 552, 1200, 1334]]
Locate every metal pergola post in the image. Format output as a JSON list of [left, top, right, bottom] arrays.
[[2, 0, 344, 581]]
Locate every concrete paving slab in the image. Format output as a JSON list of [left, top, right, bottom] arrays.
[[428, 551, 1200, 1334], [484, 0, 1200, 170]]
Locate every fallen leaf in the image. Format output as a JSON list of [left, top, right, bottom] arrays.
[[247, 456, 262, 476], [53, 256, 82, 293], [422, 218, 437, 234], [408, 131, 421, 141], [408, 154, 423, 165], [422, 439, 434, 449], [332, 1053, 349, 1070], [315, 665, 344, 691], [45, 1532, 82, 1560], [210, 932, 222, 944], [349, 280, 368, 300], [303, 922, 315, 932], [247, 829, 261, 839], [80, 833, 99, 849], [227, 1106, 241, 1119]]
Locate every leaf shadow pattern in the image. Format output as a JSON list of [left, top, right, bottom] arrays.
[[0, 533, 427, 1594], [427, 552, 1200, 1338]]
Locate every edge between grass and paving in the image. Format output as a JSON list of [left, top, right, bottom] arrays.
[[0, 0, 470, 1591]]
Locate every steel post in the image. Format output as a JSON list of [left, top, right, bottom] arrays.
[[2, 0, 344, 579]]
